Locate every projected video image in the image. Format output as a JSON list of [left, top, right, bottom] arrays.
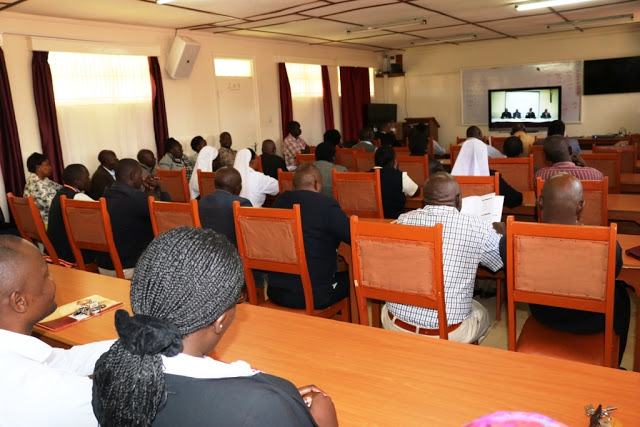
[[489, 87, 560, 128]]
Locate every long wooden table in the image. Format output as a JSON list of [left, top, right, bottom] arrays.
[[38, 266, 640, 425]]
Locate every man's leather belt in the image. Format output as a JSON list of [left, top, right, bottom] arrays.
[[388, 311, 461, 336]]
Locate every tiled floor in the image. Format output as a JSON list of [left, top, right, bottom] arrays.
[[476, 289, 638, 370]]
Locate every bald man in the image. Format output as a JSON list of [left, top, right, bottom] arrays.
[[462, 126, 505, 159], [88, 149, 118, 199], [260, 139, 287, 179], [269, 164, 351, 311], [501, 173, 629, 366], [199, 167, 252, 247], [0, 236, 112, 425], [137, 149, 157, 180], [381, 172, 502, 343]]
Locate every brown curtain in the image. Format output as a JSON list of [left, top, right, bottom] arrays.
[[32, 51, 64, 183], [339, 66, 371, 143], [321, 65, 334, 131], [278, 63, 293, 138], [0, 47, 25, 197], [148, 57, 169, 158]]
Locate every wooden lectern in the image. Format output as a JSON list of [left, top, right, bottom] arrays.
[[402, 117, 439, 144]]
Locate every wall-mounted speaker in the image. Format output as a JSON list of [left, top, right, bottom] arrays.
[[165, 36, 200, 79]]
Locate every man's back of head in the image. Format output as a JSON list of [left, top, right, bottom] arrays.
[[137, 149, 155, 168], [547, 119, 565, 137], [374, 145, 395, 168], [62, 164, 91, 191], [503, 136, 524, 158], [261, 139, 277, 155], [538, 173, 583, 225], [466, 126, 483, 140], [511, 123, 526, 135], [114, 159, 142, 187], [293, 164, 322, 192], [543, 135, 572, 164], [358, 127, 374, 142], [315, 142, 336, 163], [214, 167, 242, 196], [423, 172, 461, 210], [323, 129, 341, 146], [98, 150, 117, 170]]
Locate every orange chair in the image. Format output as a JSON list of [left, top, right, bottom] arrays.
[[530, 145, 547, 170], [373, 138, 382, 147], [295, 153, 316, 167], [397, 154, 429, 188], [490, 136, 507, 155], [593, 144, 636, 174], [7, 193, 60, 265], [332, 169, 384, 218], [60, 196, 125, 279], [505, 216, 619, 367], [395, 146, 410, 154], [488, 155, 534, 192], [427, 137, 434, 159], [257, 155, 264, 173], [148, 197, 202, 237], [456, 137, 466, 144], [350, 217, 450, 338], [535, 177, 608, 226], [336, 147, 364, 172], [233, 201, 350, 321], [157, 168, 189, 202], [454, 173, 500, 199], [450, 145, 462, 168], [353, 151, 375, 172], [277, 168, 294, 194], [309, 146, 316, 154], [581, 153, 621, 193], [197, 170, 216, 198]]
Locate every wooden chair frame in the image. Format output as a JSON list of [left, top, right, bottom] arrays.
[[157, 168, 189, 202], [60, 196, 125, 279], [488, 155, 534, 191], [535, 176, 609, 226], [505, 216, 618, 367], [593, 144, 637, 174], [350, 217, 449, 338], [396, 154, 429, 188], [353, 151, 375, 172], [233, 201, 350, 321], [336, 146, 364, 172], [454, 173, 500, 198], [277, 168, 294, 194], [332, 169, 384, 218], [450, 145, 462, 168], [489, 136, 507, 154], [148, 196, 202, 237], [197, 170, 216, 198], [580, 153, 621, 193], [529, 145, 547, 170], [295, 153, 316, 167]]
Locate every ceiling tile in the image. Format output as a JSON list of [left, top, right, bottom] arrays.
[[559, 1, 640, 19], [481, 14, 567, 37], [233, 15, 311, 29], [230, 29, 329, 43], [165, 0, 316, 19], [410, 0, 549, 22]]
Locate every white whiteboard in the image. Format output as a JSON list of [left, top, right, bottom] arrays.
[[462, 61, 582, 124]]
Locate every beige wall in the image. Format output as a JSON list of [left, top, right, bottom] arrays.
[[381, 25, 640, 147]]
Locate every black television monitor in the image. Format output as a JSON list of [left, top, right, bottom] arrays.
[[488, 86, 561, 130], [584, 56, 640, 95], [364, 103, 397, 126]]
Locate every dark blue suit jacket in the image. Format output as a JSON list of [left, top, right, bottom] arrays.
[[199, 190, 252, 247]]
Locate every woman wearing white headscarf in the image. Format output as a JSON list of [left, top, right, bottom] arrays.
[[189, 146, 220, 199], [233, 148, 279, 207]]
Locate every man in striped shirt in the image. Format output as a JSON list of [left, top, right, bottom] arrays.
[[533, 135, 603, 193]]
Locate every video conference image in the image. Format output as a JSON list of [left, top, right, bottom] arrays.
[[489, 87, 560, 124]]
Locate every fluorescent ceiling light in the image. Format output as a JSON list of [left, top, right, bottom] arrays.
[[410, 33, 477, 46], [347, 18, 426, 34], [157, 0, 176, 4], [547, 13, 635, 29], [515, 0, 592, 11]]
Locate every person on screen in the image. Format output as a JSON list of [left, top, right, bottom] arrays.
[[513, 109, 521, 119], [525, 108, 536, 119], [92, 227, 337, 426], [541, 109, 551, 119], [500, 109, 512, 119]]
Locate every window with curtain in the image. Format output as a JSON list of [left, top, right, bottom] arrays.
[[48, 52, 156, 172], [285, 63, 324, 144], [338, 67, 375, 98]]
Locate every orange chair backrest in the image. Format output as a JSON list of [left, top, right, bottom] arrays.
[[233, 201, 315, 314], [395, 146, 410, 153], [490, 136, 507, 155], [309, 146, 316, 154], [592, 144, 636, 173], [488, 155, 534, 192], [336, 147, 364, 172], [350, 217, 448, 338], [354, 151, 375, 172], [7, 193, 59, 265], [332, 169, 384, 218], [277, 169, 294, 194], [535, 177, 608, 226], [450, 145, 462, 168], [396, 154, 429, 187], [373, 139, 382, 147], [454, 173, 500, 198], [296, 153, 316, 167], [157, 168, 189, 202], [580, 153, 621, 193], [148, 197, 202, 237], [505, 216, 617, 367], [529, 145, 547, 170], [197, 170, 216, 198], [427, 137, 434, 159], [60, 196, 124, 279], [629, 133, 640, 160]]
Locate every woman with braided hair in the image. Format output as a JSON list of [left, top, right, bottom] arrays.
[[92, 227, 337, 426]]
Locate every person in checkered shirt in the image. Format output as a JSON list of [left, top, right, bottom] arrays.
[[283, 121, 309, 171], [381, 172, 503, 343]]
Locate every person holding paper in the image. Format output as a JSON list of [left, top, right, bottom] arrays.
[[0, 235, 113, 426], [381, 172, 503, 344]]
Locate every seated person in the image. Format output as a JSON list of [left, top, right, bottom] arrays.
[[269, 164, 350, 310], [512, 109, 521, 119], [541, 109, 551, 119], [0, 235, 112, 425], [463, 126, 505, 159], [542, 119, 582, 154], [158, 138, 195, 180], [510, 123, 534, 156], [503, 136, 523, 158], [382, 173, 503, 343], [525, 108, 536, 119], [199, 167, 251, 247], [498, 174, 629, 366], [47, 164, 94, 264], [374, 122, 399, 147], [371, 146, 418, 219], [283, 121, 309, 171], [101, 159, 170, 278], [313, 142, 347, 198], [408, 124, 446, 177], [137, 149, 157, 180], [351, 127, 377, 153], [260, 139, 287, 179], [189, 146, 220, 199], [190, 135, 207, 163], [500, 109, 512, 119], [323, 129, 342, 147], [23, 152, 62, 224], [92, 227, 337, 426], [234, 148, 279, 207], [218, 132, 238, 168], [88, 150, 118, 200]]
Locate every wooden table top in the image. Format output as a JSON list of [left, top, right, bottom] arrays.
[[41, 266, 640, 425]]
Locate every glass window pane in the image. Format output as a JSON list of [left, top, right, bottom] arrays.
[[214, 58, 252, 77]]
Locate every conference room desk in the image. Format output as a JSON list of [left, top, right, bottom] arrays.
[[39, 266, 640, 425], [619, 234, 640, 372], [621, 172, 640, 193]]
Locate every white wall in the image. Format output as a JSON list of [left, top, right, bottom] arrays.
[[381, 25, 640, 148]]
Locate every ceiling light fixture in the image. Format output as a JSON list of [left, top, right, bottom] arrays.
[[547, 13, 635, 29], [346, 18, 426, 34], [515, 0, 592, 11], [410, 33, 477, 46]]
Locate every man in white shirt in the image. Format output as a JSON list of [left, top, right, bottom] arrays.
[[464, 126, 505, 159], [0, 235, 113, 426]]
